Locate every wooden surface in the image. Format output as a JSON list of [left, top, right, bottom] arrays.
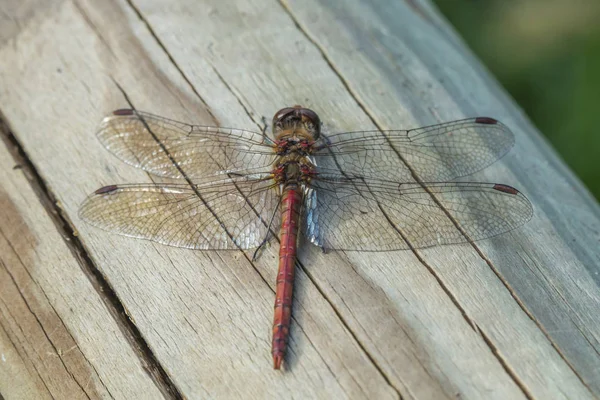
[[1, 0, 599, 399]]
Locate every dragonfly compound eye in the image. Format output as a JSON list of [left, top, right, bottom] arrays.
[[298, 108, 321, 139], [272, 107, 297, 127], [272, 106, 321, 139]]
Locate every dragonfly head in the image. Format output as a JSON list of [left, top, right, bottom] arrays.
[[272, 105, 321, 140]]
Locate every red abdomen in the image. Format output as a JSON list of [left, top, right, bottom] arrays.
[[272, 185, 302, 369]]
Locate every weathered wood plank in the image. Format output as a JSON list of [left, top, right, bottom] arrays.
[[1, 1, 400, 398], [0, 0, 598, 399], [0, 141, 166, 398], [0, 0, 62, 45], [129, 0, 599, 397], [278, 0, 600, 393], [0, 305, 52, 400]]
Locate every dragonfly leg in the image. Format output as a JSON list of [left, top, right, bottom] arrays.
[[252, 194, 283, 261], [260, 116, 269, 140], [252, 234, 271, 261]]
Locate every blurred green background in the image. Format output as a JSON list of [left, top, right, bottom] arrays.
[[433, 0, 600, 201]]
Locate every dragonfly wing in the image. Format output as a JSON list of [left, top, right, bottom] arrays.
[[79, 176, 280, 250], [97, 109, 276, 180], [304, 176, 533, 251], [313, 118, 514, 182]]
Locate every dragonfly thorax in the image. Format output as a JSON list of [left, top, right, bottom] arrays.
[[272, 155, 316, 185], [273, 138, 314, 156]]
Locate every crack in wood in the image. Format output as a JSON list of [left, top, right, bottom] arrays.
[[123, 0, 219, 126], [515, 249, 597, 391], [0, 236, 96, 400], [206, 61, 267, 133], [0, 114, 183, 400], [72, 0, 118, 60], [477, 325, 535, 400], [0, 265, 55, 399], [298, 262, 403, 399]]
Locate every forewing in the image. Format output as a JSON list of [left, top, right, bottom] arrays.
[[313, 118, 514, 181], [97, 109, 276, 179], [304, 177, 532, 251], [79, 176, 280, 250]]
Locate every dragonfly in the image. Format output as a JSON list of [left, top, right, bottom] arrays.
[[79, 106, 533, 369]]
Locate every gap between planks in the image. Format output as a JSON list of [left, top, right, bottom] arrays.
[[0, 114, 184, 400], [1, 235, 101, 398]]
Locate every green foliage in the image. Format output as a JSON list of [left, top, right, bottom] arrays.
[[434, 0, 600, 200]]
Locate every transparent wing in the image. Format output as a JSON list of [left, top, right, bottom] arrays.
[[97, 109, 277, 179], [313, 118, 514, 181], [303, 176, 533, 251], [79, 176, 280, 250]]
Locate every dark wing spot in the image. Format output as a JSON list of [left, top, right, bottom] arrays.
[[475, 117, 498, 125], [493, 184, 519, 195], [112, 109, 135, 116], [95, 185, 119, 194]]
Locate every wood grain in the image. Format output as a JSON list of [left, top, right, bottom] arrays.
[[0, 138, 166, 398], [0, 0, 598, 399]]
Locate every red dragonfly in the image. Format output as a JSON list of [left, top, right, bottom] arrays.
[[79, 106, 532, 369]]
